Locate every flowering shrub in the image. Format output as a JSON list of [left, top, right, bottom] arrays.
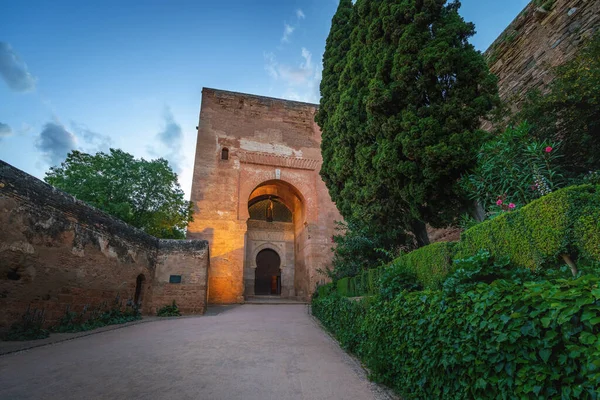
[[461, 123, 565, 214]]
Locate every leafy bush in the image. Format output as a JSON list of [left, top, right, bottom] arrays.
[[2, 306, 49, 341], [313, 273, 600, 399], [157, 301, 181, 317], [378, 264, 422, 301], [442, 250, 536, 295], [325, 220, 397, 280], [330, 185, 600, 298], [396, 241, 456, 289], [456, 184, 600, 272], [461, 122, 565, 212], [53, 297, 141, 333]]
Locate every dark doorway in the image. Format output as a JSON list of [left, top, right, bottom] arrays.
[[134, 274, 145, 306], [255, 249, 281, 295]]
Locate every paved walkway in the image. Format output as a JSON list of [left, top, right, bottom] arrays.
[[0, 305, 390, 400]]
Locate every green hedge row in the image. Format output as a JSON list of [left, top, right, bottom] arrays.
[[455, 184, 600, 269], [334, 185, 600, 296], [313, 275, 600, 399], [335, 268, 383, 297]]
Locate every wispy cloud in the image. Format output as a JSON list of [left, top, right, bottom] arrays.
[[264, 48, 321, 103], [0, 122, 12, 139], [281, 23, 295, 43], [35, 122, 77, 165], [70, 122, 112, 153], [296, 9, 305, 19], [148, 107, 184, 174], [0, 42, 36, 92]]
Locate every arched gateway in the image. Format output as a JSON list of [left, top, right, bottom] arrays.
[[186, 88, 342, 303]]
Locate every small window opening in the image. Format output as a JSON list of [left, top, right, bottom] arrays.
[[221, 148, 229, 160], [169, 275, 182, 284]]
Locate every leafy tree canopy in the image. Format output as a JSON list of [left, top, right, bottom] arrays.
[[317, 0, 498, 247], [45, 149, 193, 239]]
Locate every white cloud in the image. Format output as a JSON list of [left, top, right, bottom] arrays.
[[263, 48, 322, 104], [281, 23, 295, 43], [296, 9, 305, 19]]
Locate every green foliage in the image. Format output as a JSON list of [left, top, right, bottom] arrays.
[[533, 0, 555, 11], [396, 241, 456, 289], [312, 292, 370, 353], [53, 296, 141, 333], [45, 149, 193, 239], [330, 185, 600, 295], [157, 300, 181, 317], [313, 273, 600, 398], [456, 184, 600, 270], [327, 220, 395, 280], [515, 32, 600, 177], [317, 0, 499, 247], [461, 122, 566, 212], [2, 306, 49, 341], [314, 283, 335, 300], [442, 250, 536, 296], [378, 264, 422, 301]]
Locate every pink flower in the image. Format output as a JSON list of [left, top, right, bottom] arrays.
[[508, 203, 516, 209], [545, 146, 553, 153], [496, 199, 503, 206]]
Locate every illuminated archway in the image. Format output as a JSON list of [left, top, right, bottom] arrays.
[[244, 179, 306, 298]]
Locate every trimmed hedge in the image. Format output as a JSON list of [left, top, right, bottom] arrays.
[[395, 241, 455, 289], [313, 275, 600, 399], [456, 184, 600, 270], [334, 185, 600, 297]]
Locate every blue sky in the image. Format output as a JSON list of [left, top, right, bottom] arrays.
[[1, 0, 529, 198]]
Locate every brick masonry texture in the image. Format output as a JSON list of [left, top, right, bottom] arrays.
[[0, 161, 209, 331], [187, 88, 342, 303], [485, 0, 599, 116]]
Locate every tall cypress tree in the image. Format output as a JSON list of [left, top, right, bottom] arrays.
[[317, 0, 499, 247], [316, 0, 354, 209]]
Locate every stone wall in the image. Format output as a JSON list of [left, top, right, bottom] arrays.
[[486, 0, 599, 109], [153, 240, 209, 314], [188, 88, 342, 303], [0, 160, 209, 331]]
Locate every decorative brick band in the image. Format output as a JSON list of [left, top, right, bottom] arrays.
[[238, 151, 320, 170]]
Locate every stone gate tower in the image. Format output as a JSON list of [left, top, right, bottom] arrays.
[[187, 88, 341, 303]]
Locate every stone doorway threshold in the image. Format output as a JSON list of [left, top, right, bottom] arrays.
[[245, 295, 307, 305]]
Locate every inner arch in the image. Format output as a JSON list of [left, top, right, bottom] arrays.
[[254, 248, 281, 295]]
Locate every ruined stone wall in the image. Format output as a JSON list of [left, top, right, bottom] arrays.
[[188, 88, 342, 303], [486, 0, 599, 109], [0, 161, 208, 330]]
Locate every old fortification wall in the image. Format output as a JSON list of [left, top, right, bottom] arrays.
[[486, 0, 599, 108], [0, 161, 208, 331], [188, 88, 342, 303]]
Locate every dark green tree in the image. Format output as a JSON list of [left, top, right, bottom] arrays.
[[45, 149, 193, 239], [326, 220, 398, 279], [317, 0, 498, 247]]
